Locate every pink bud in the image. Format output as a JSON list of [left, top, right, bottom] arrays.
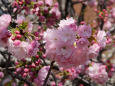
[[15, 31, 20, 34], [34, 32, 39, 36], [12, 37, 16, 41], [31, 63, 36, 68], [16, 68, 22, 73], [13, 40, 21, 46], [16, 34, 22, 39], [24, 68, 29, 73], [23, 73, 27, 77], [36, 55, 39, 59]]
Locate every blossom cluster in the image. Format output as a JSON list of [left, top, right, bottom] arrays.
[[0, 0, 114, 85], [12, 0, 61, 28], [0, 14, 39, 59], [44, 17, 107, 68], [79, 0, 115, 7]]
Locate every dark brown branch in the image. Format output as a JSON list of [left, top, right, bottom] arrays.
[[8, 71, 34, 86], [43, 61, 55, 86], [69, 0, 75, 17], [0, 51, 7, 61], [72, 0, 87, 5], [78, 4, 86, 25], [64, 0, 70, 18], [72, 76, 91, 86], [57, 0, 65, 19]]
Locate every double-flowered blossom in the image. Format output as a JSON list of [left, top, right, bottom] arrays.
[[8, 39, 39, 59], [86, 63, 108, 84], [0, 14, 11, 47], [96, 30, 107, 48], [87, 43, 100, 59], [34, 66, 50, 86], [110, 8, 115, 23], [44, 18, 92, 68], [44, 17, 108, 68], [77, 24, 92, 38]]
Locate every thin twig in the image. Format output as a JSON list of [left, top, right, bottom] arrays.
[[8, 71, 34, 86], [39, 57, 58, 86], [99, 0, 107, 30]]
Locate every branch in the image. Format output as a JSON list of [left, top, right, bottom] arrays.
[[64, 0, 70, 18], [72, 76, 91, 86], [0, 66, 16, 71], [8, 71, 34, 86], [0, 51, 7, 61], [1, 0, 13, 15], [99, 0, 107, 30], [78, 4, 86, 25], [69, 0, 75, 17], [43, 61, 55, 86], [72, 0, 88, 5]]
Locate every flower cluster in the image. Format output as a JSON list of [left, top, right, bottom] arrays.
[[8, 39, 39, 59], [13, 0, 61, 28], [0, 0, 114, 85], [44, 18, 107, 68]]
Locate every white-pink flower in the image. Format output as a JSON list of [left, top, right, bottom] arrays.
[[103, 21, 112, 30], [97, 30, 107, 48], [87, 43, 100, 58], [86, 63, 108, 84], [16, 15, 25, 24], [50, 3, 61, 19], [0, 14, 11, 47], [0, 14, 11, 29], [77, 24, 92, 38], [76, 38, 90, 48], [45, 0, 53, 6], [0, 28, 10, 47], [58, 17, 76, 28], [110, 8, 115, 18], [34, 66, 50, 86], [44, 19, 90, 68], [8, 38, 39, 59]]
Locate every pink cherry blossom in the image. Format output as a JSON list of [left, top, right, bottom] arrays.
[[96, 30, 107, 48], [34, 66, 50, 86], [87, 43, 100, 58], [59, 17, 76, 28], [44, 19, 91, 68], [110, 8, 115, 18], [45, 0, 53, 6], [0, 14, 11, 47], [16, 15, 25, 24], [76, 38, 90, 48], [8, 38, 39, 59], [77, 24, 92, 38], [86, 63, 108, 84], [0, 14, 11, 29], [50, 3, 61, 19], [103, 21, 112, 30]]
